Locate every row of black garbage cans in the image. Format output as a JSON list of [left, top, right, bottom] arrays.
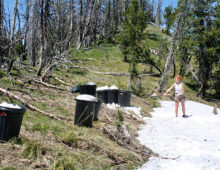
[[0, 82, 131, 141], [74, 82, 132, 127]]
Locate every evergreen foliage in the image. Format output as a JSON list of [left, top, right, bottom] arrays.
[[163, 5, 174, 35], [118, 0, 150, 94]]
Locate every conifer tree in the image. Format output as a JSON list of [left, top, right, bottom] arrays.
[[188, 0, 218, 97], [163, 5, 174, 35], [118, 0, 150, 94]]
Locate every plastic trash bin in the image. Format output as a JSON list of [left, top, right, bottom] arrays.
[[74, 94, 98, 127], [97, 90, 108, 103], [107, 89, 118, 104], [94, 99, 102, 121], [118, 90, 132, 107], [80, 82, 97, 96], [0, 103, 26, 141]]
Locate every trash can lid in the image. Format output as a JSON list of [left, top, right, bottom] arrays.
[[75, 94, 98, 102], [85, 82, 96, 85], [0, 102, 22, 109]]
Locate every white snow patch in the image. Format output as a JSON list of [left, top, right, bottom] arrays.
[[97, 85, 118, 91], [124, 106, 142, 118], [0, 102, 22, 109], [137, 100, 220, 170], [76, 94, 98, 102], [86, 82, 96, 85], [107, 103, 143, 119], [151, 93, 158, 97], [109, 85, 118, 90], [106, 103, 120, 110], [97, 86, 109, 91]]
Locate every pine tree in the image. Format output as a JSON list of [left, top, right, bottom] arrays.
[[189, 0, 218, 97], [175, 0, 219, 97], [155, 0, 162, 25], [163, 5, 174, 35], [118, 0, 150, 94]]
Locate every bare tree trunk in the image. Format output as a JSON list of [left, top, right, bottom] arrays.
[[77, 0, 96, 50], [197, 43, 209, 98], [30, 1, 38, 67], [10, 0, 17, 41], [23, 0, 30, 61], [173, 59, 176, 78], [104, 0, 111, 36], [0, 0, 3, 65], [158, 12, 183, 92], [117, 0, 122, 29], [68, 0, 75, 48], [7, 0, 18, 73], [77, 0, 83, 47], [37, 0, 45, 76], [37, 0, 50, 76]]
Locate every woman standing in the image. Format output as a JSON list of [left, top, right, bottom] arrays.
[[163, 75, 186, 117]]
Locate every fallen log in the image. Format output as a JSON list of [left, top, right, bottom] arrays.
[[93, 71, 129, 77], [28, 79, 67, 91], [52, 75, 71, 87], [0, 87, 70, 121], [92, 71, 160, 77]]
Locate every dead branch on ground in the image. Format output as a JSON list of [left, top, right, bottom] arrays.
[[0, 87, 70, 121], [27, 79, 68, 91]]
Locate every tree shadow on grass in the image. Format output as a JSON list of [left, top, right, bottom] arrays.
[[147, 33, 160, 41]]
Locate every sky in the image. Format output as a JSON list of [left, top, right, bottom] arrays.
[[5, 0, 178, 16], [3, 0, 178, 31], [162, 0, 178, 10]]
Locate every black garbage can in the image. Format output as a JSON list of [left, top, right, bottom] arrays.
[[94, 99, 102, 121], [0, 103, 26, 141], [118, 90, 132, 107], [80, 82, 97, 96], [74, 95, 98, 127], [97, 90, 108, 103], [107, 89, 118, 104]]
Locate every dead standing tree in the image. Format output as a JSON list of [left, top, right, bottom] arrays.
[[37, 0, 50, 76], [22, 0, 30, 61], [7, 0, 18, 73], [0, 0, 3, 65], [158, 12, 183, 93], [77, 0, 98, 50], [28, 0, 39, 67]]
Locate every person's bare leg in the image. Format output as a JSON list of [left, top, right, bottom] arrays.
[[181, 100, 185, 116], [175, 101, 179, 117]]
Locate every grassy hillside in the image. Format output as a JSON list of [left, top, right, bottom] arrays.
[[0, 44, 157, 169], [0, 24, 217, 169]]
